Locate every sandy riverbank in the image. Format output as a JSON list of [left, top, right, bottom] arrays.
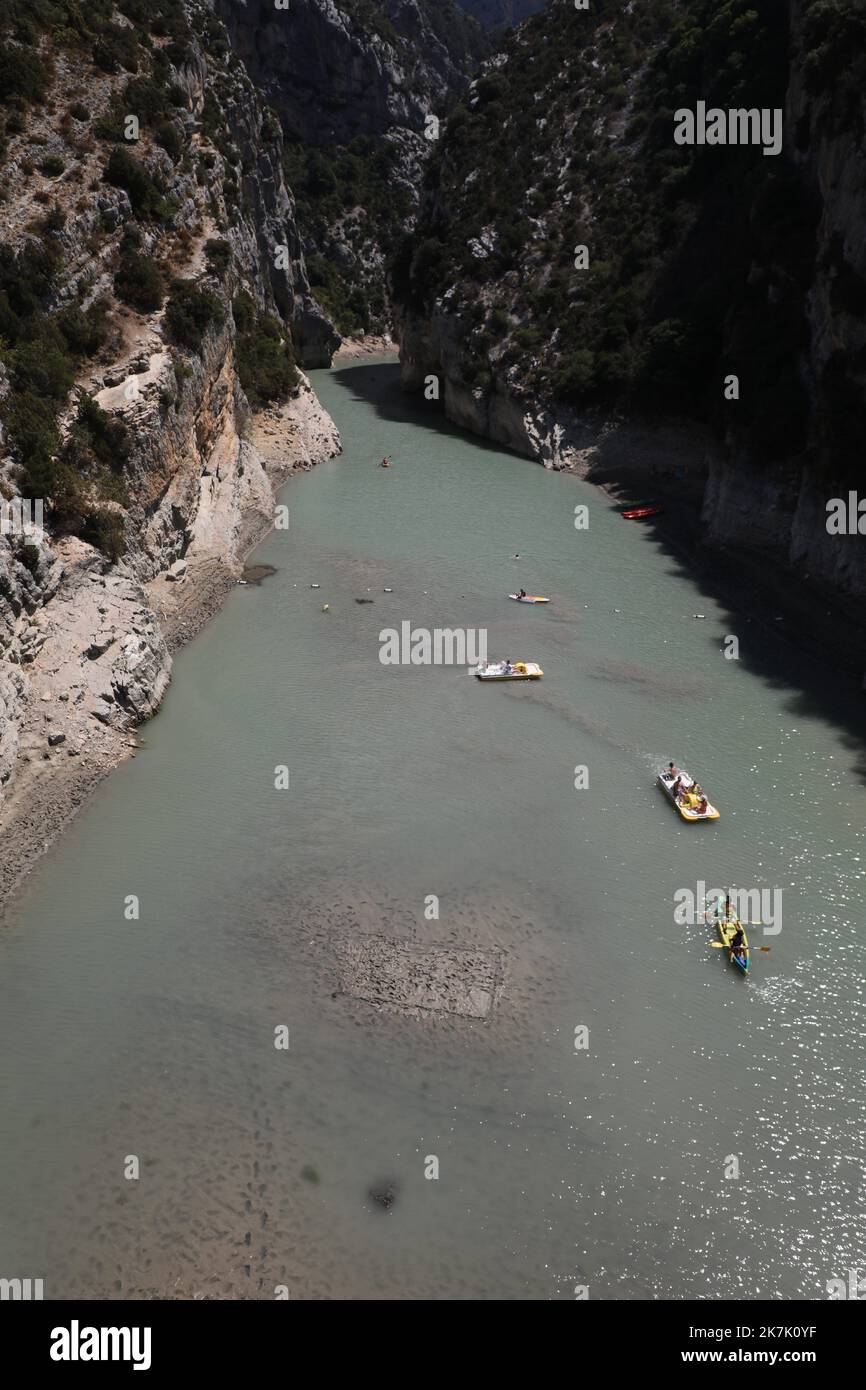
[[333, 334, 396, 360], [0, 384, 340, 916]]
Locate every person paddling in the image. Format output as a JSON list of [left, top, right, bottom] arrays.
[[730, 924, 746, 959]]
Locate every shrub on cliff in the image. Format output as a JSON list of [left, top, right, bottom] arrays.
[[155, 118, 182, 162], [3, 391, 60, 494], [56, 298, 111, 357], [801, 0, 866, 99], [205, 238, 232, 278], [114, 250, 164, 312], [59, 495, 126, 562], [165, 278, 224, 350], [93, 24, 141, 76], [0, 240, 60, 328], [104, 147, 173, 223], [0, 43, 50, 107], [66, 392, 131, 471], [232, 293, 298, 406], [9, 325, 76, 401]]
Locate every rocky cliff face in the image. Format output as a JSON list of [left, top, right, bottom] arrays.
[[0, 0, 341, 856], [216, 0, 485, 145], [215, 0, 487, 335], [454, 0, 550, 30], [396, 0, 866, 599]]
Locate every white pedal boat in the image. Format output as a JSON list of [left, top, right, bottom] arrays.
[[475, 661, 543, 681]]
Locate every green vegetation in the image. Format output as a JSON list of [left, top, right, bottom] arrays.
[[801, 0, 866, 107], [165, 278, 224, 350], [114, 250, 164, 312], [155, 118, 182, 162], [397, 0, 839, 467], [93, 23, 142, 76], [37, 154, 65, 177], [104, 147, 174, 222], [64, 391, 130, 472], [339, 0, 487, 64], [232, 291, 298, 406], [204, 238, 232, 278], [0, 44, 51, 106], [55, 298, 110, 356], [283, 136, 413, 335], [0, 238, 122, 554]]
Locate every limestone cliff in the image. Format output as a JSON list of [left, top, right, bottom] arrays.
[[0, 0, 341, 859], [395, 0, 866, 600], [215, 0, 488, 335]]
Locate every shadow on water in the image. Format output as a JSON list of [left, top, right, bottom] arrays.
[[332, 359, 529, 461], [646, 535, 866, 785], [331, 358, 866, 784]]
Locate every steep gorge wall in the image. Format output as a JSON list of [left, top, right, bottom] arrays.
[[216, 0, 480, 146], [214, 0, 487, 336], [396, 0, 866, 601], [0, 1, 341, 846], [703, 0, 866, 593]]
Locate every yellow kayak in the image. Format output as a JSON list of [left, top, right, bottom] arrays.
[[717, 916, 750, 975]]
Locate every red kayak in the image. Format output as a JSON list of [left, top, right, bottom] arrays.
[[621, 504, 664, 520]]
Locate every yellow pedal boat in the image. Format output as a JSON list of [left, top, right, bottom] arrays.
[[658, 767, 719, 821]]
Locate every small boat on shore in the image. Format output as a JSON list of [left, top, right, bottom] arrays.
[[657, 767, 719, 821], [507, 594, 550, 604], [621, 504, 664, 520], [616, 497, 659, 513], [475, 661, 543, 681]]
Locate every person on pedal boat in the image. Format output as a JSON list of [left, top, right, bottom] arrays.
[[697, 795, 708, 814], [667, 761, 679, 781]]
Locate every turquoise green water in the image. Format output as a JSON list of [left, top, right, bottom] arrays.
[[0, 358, 864, 1300]]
